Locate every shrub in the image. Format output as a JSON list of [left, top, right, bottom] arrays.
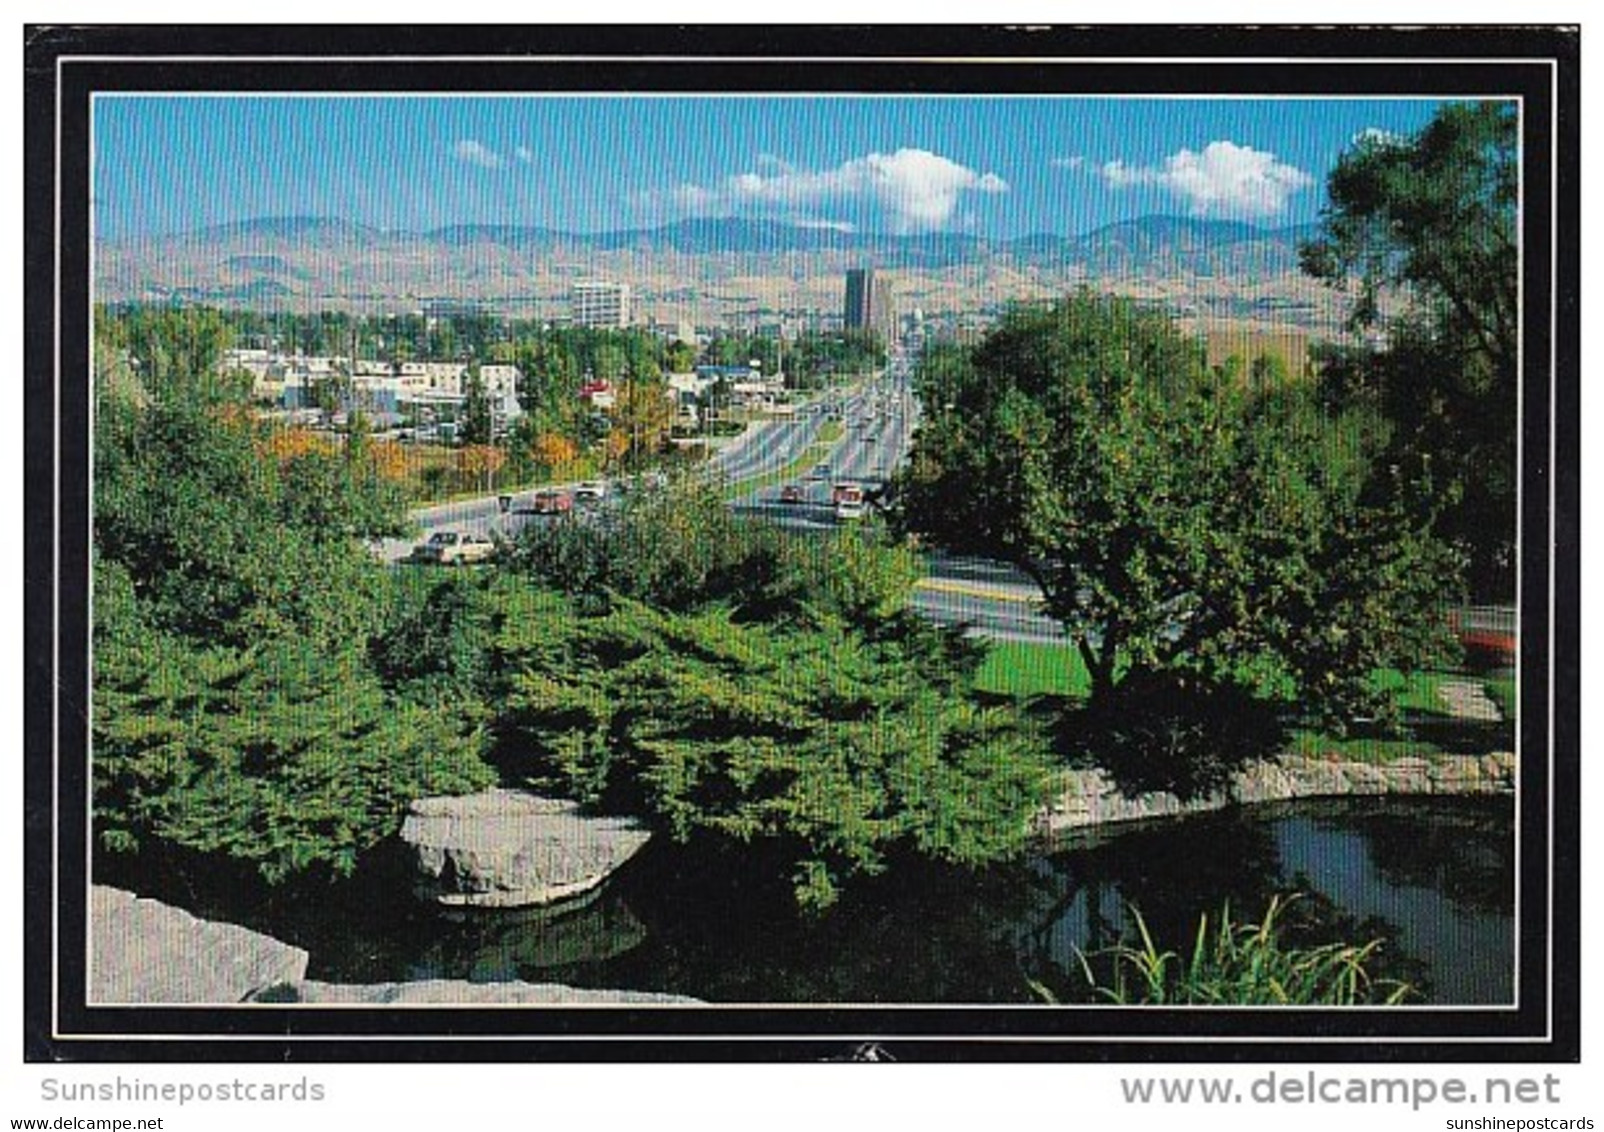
[[1066, 671, 1287, 800], [491, 594, 1050, 912], [1072, 895, 1414, 1006], [504, 474, 791, 615]]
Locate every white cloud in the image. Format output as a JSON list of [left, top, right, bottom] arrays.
[[793, 217, 857, 233], [661, 147, 1008, 233], [515, 145, 534, 164], [1097, 140, 1313, 218], [454, 139, 505, 170], [1051, 156, 1087, 171]]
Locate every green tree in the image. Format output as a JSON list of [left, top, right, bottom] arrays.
[[607, 377, 675, 470], [1249, 352, 1290, 389], [1300, 102, 1518, 598], [91, 311, 494, 883], [493, 481, 1049, 909], [664, 339, 697, 373], [459, 364, 494, 445], [592, 340, 627, 382], [93, 573, 494, 882], [505, 474, 790, 615], [788, 329, 887, 389], [111, 305, 239, 402], [899, 293, 1459, 734]]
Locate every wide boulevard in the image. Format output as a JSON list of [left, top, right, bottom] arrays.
[[377, 352, 1066, 646]]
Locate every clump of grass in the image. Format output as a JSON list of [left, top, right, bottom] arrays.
[[1072, 895, 1414, 1006]]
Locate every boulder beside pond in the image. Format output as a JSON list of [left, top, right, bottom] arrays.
[[400, 790, 651, 909], [91, 886, 310, 1004]]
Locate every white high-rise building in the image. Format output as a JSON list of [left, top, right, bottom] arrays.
[[571, 281, 633, 329]]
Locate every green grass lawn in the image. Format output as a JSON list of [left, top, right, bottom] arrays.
[[972, 639, 1515, 765], [974, 639, 1091, 700], [1367, 668, 1461, 715], [1283, 729, 1444, 764]]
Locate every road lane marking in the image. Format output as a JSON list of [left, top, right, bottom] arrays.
[[914, 577, 1042, 605]]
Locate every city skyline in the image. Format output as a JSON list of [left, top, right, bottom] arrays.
[[92, 94, 1467, 241]]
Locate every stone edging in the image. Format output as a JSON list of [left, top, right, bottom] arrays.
[[1038, 752, 1515, 836]]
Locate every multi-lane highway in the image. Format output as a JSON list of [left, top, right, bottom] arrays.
[[381, 350, 1066, 646], [727, 353, 919, 528]]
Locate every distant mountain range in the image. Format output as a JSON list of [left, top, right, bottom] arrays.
[[95, 213, 1334, 331], [163, 212, 1317, 270]]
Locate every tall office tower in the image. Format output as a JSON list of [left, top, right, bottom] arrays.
[[843, 268, 894, 338], [571, 281, 633, 329]]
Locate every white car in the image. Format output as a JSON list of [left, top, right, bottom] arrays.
[[834, 495, 867, 522], [574, 480, 609, 502]]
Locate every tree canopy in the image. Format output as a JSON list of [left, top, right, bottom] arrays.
[[1300, 102, 1518, 598], [489, 494, 1049, 910], [898, 292, 1460, 738], [92, 310, 496, 882]]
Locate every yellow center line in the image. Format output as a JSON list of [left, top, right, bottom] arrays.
[[913, 577, 1043, 606]]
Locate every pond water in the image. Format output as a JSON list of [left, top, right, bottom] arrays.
[[112, 796, 1513, 1005]]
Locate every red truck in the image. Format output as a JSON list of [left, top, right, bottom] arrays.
[[1448, 606, 1517, 667], [531, 489, 574, 515]]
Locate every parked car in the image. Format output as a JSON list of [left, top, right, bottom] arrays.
[[779, 484, 804, 504], [532, 489, 574, 515], [412, 530, 496, 565]]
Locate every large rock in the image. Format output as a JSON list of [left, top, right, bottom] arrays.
[[248, 979, 699, 1005], [1041, 751, 1516, 837], [400, 790, 651, 909], [91, 886, 309, 1004]]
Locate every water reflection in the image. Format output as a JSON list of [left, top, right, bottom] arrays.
[[102, 797, 1512, 1005], [567, 798, 1512, 1005], [405, 894, 649, 984]]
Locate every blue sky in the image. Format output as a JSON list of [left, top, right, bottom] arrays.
[[93, 95, 1462, 240]]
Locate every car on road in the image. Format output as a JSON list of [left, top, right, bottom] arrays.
[[833, 483, 866, 519], [412, 530, 496, 565], [808, 463, 831, 480], [779, 483, 805, 504], [1448, 606, 1517, 667], [575, 480, 608, 502], [532, 489, 574, 515], [834, 495, 867, 523]]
